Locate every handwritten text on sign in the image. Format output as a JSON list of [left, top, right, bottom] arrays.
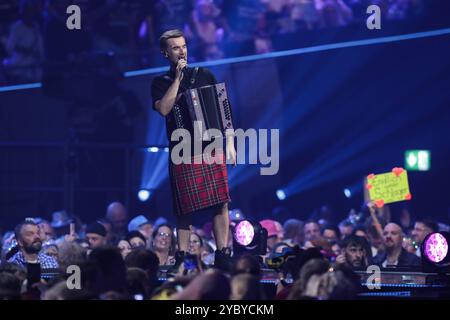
[[366, 167, 412, 208]]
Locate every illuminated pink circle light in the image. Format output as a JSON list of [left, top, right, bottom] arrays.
[[424, 233, 448, 263], [235, 220, 255, 246]]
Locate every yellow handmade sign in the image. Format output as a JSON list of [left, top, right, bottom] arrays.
[[365, 167, 412, 208]]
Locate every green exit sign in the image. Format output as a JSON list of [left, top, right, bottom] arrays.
[[405, 150, 430, 171]]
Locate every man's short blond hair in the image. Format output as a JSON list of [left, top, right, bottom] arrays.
[[159, 29, 185, 51]]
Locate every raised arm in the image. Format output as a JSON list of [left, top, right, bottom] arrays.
[[155, 59, 187, 116]]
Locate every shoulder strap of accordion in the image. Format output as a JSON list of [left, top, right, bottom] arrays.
[[162, 75, 172, 83], [189, 67, 199, 86]]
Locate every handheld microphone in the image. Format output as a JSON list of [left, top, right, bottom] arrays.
[[178, 58, 189, 83], [179, 58, 188, 74]]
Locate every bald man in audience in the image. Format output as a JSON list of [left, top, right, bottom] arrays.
[[373, 223, 420, 268], [105, 202, 129, 240]]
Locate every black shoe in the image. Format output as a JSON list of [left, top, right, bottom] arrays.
[[167, 251, 185, 276], [213, 247, 233, 272]]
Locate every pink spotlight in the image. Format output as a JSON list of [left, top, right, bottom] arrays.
[[234, 220, 255, 246], [424, 233, 449, 263]]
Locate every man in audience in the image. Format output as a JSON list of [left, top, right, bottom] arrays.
[[336, 235, 370, 270], [304, 220, 321, 243], [85, 222, 108, 252], [283, 219, 304, 246], [105, 202, 129, 240], [411, 219, 439, 257], [8, 219, 59, 270], [373, 223, 421, 268], [322, 225, 341, 243]]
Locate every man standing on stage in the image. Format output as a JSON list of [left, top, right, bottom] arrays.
[[151, 29, 236, 271]]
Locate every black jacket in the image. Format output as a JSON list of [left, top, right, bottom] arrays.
[[373, 248, 421, 268]]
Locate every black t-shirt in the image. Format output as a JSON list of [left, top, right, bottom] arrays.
[[151, 67, 219, 152]]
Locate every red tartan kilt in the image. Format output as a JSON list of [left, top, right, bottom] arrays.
[[169, 151, 230, 215]]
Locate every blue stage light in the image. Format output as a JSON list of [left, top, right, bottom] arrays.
[[138, 189, 151, 202], [276, 189, 286, 201], [344, 188, 352, 198], [147, 147, 159, 153]]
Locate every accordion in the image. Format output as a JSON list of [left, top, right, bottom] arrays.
[[181, 82, 233, 139]]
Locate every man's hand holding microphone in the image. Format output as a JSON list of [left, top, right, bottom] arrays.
[[176, 57, 188, 82]]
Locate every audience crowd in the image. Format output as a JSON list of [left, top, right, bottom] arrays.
[[0, 0, 430, 84], [1, 199, 447, 300]]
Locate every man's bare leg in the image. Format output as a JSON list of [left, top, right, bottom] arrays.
[[176, 214, 192, 252], [213, 202, 229, 250]]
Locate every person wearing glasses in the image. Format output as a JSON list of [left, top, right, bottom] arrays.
[[188, 232, 203, 256], [151, 224, 176, 266]]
